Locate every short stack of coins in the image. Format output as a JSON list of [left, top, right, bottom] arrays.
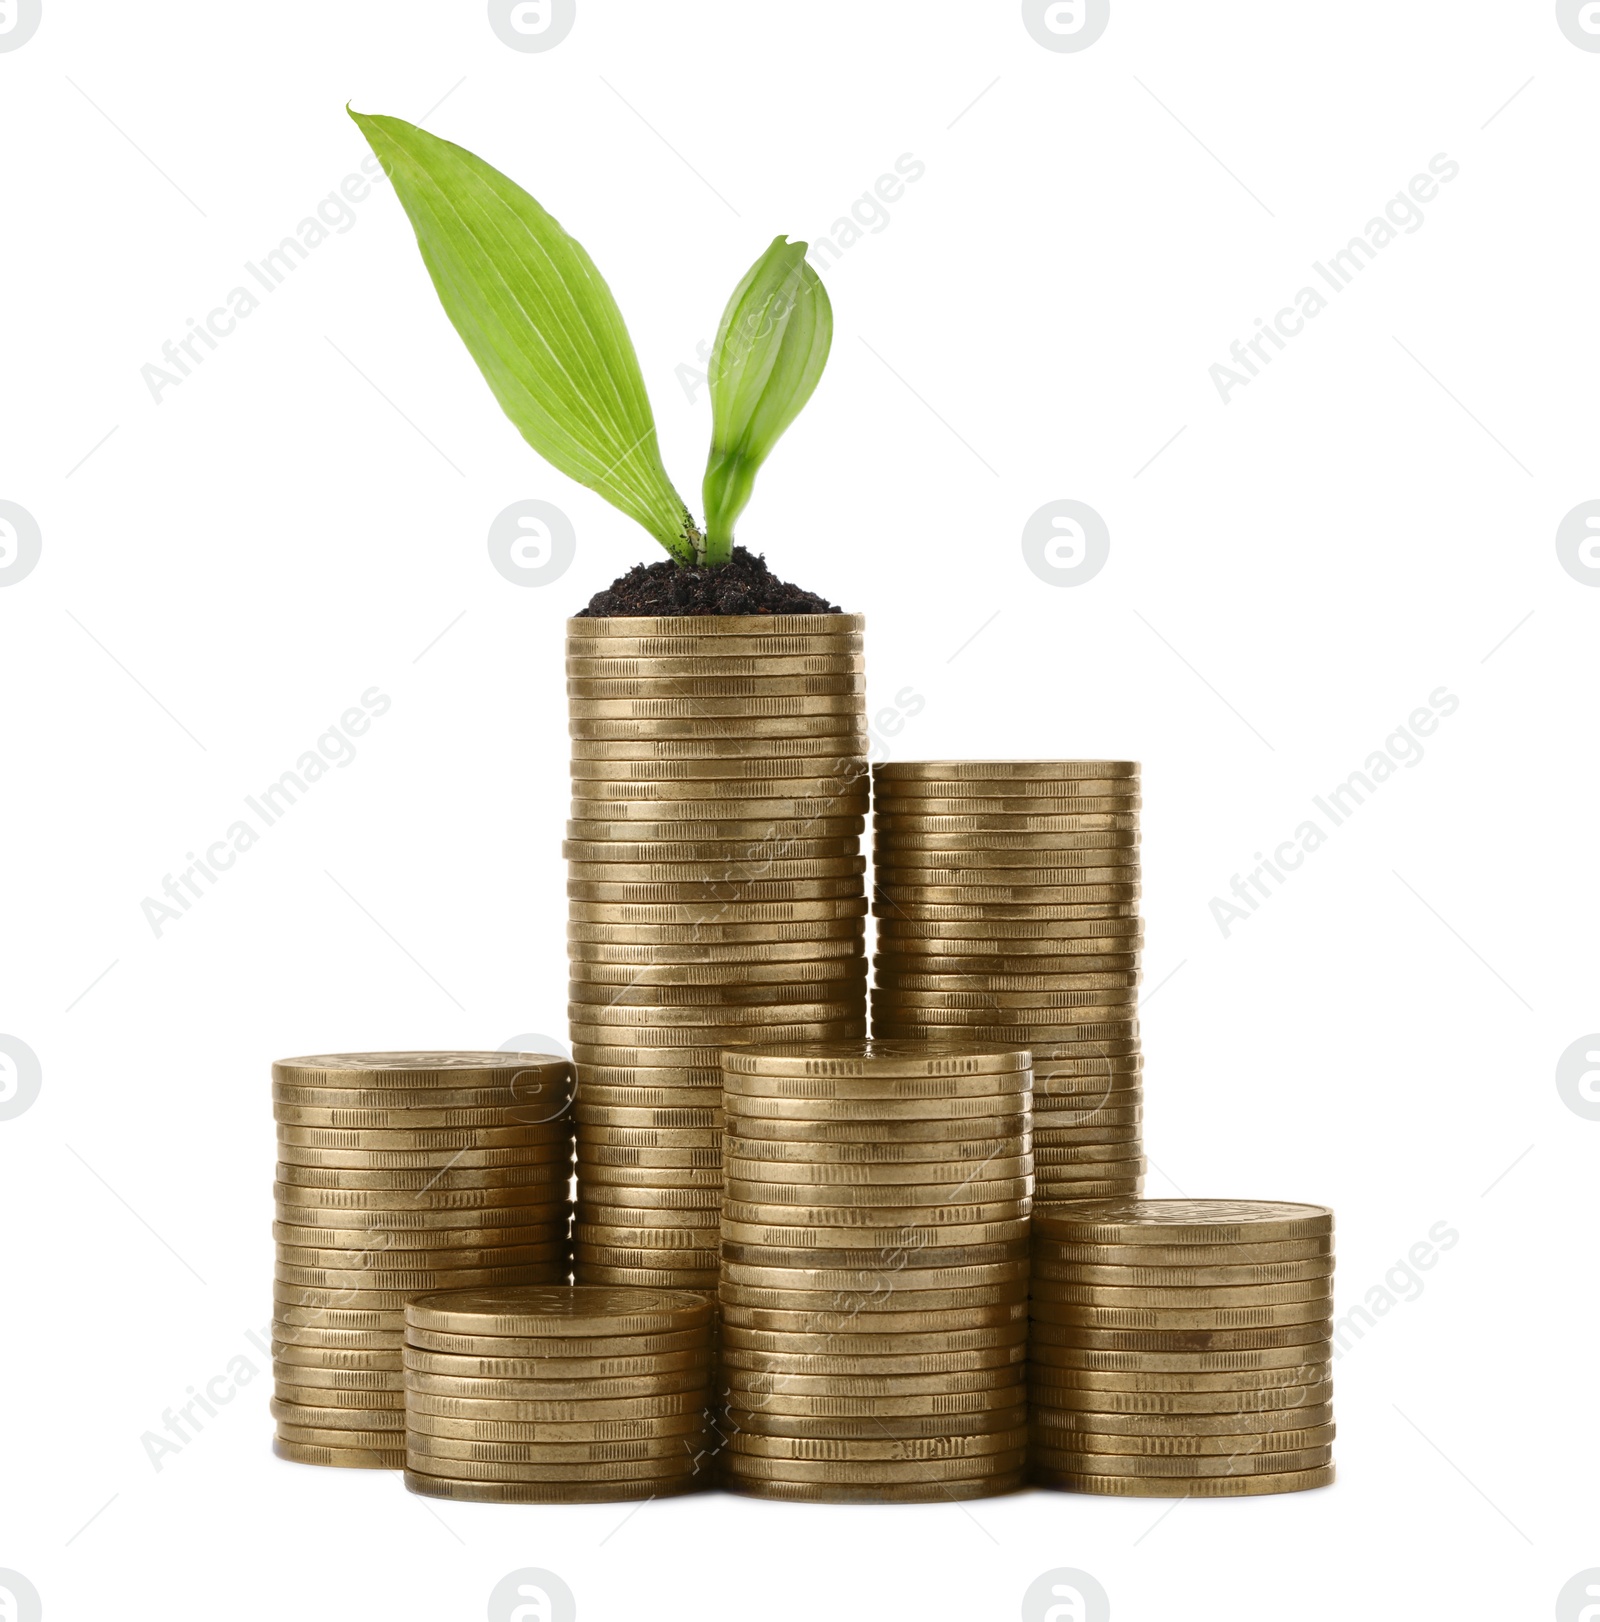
[[566, 614, 870, 1293], [1030, 1199, 1335, 1496], [402, 1285, 716, 1503], [870, 761, 1144, 1208], [718, 1041, 1033, 1502], [271, 1052, 574, 1470]]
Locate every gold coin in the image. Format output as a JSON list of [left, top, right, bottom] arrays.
[[572, 1182, 720, 1207], [875, 813, 1139, 834], [722, 1324, 1023, 1355], [722, 1366, 1022, 1397], [877, 883, 1139, 904], [728, 1120, 1024, 1148], [276, 1146, 568, 1171], [1035, 1464, 1335, 1497], [273, 1321, 405, 1351], [1036, 1184, 1145, 1204], [1045, 1281, 1332, 1309], [875, 774, 1137, 796], [573, 1265, 720, 1288], [722, 1042, 1029, 1077], [1033, 1443, 1332, 1478], [721, 1235, 1025, 1269], [719, 1303, 1026, 1334], [276, 1121, 564, 1149], [406, 1432, 702, 1468], [721, 1346, 1025, 1378], [404, 1470, 701, 1503], [569, 879, 864, 904], [404, 1370, 709, 1401], [566, 834, 859, 861], [276, 1263, 563, 1291], [1036, 1237, 1331, 1266], [729, 1428, 1025, 1461], [564, 940, 863, 960], [571, 982, 863, 1010], [1036, 1200, 1334, 1245], [724, 1155, 1031, 1186], [876, 973, 1139, 995], [876, 761, 1138, 782], [731, 1406, 1025, 1441], [722, 1258, 1029, 1290], [570, 820, 864, 845], [1033, 1320, 1332, 1351], [879, 861, 1138, 884], [271, 1081, 567, 1108], [276, 1422, 404, 1448], [570, 718, 868, 741], [272, 1052, 572, 1087], [877, 918, 1142, 940], [720, 1283, 1029, 1314], [726, 1094, 1026, 1121], [722, 1220, 1029, 1250], [873, 992, 1136, 1014], [1032, 1364, 1331, 1394], [723, 1473, 1025, 1503], [270, 1397, 404, 1429], [876, 1017, 1137, 1042], [1031, 1343, 1330, 1372], [1034, 1384, 1334, 1415], [272, 1363, 404, 1391], [273, 1341, 402, 1370], [275, 1380, 406, 1408], [569, 897, 868, 921], [1040, 1419, 1336, 1455], [273, 1439, 404, 1470], [567, 674, 866, 698], [569, 776, 865, 803], [568, 692, 863, 718], [723, 1451, 1025, 1487], [406, 1388, 709, 1420], [407, 1324, 707, 1358], [1040, 1259, 1334, 1287], [880, 958, 1141, 981], [724, 1133, 1021, 1163], [402, 1347, 710, 1380], [873, 797, 1141, 817], [875, 903, 1139, 923], [1032, 1139, 1145, 1162], [723, 1179, 1029, 1208], [273, 1163, 567, 1191], [406, 1410, 706, 1441], [879, 830, 1137, 852], [566, 653, 865, 677], [572, 1247, 721, 1272], [274, 1222, 562, 1252], [274, 1203, 567, 1234], [405, 1284, 711, 1337], [570, 937, 863, 964], [723, 1387, 1022, 1418], [403, 1453, 700, 1485], [1034, 1302, 1331, 1333], [577, 1124, 723, 1146], [576, 1163, 722, 1188]]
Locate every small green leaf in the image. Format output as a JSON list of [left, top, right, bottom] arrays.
[[701, 236, 833, 565], [350, 110, 697, 562]]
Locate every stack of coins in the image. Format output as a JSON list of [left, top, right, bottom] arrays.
[[402, 1285, 716, 1502], [1030, 1199, 1335, 1496], [719, 1041, 1033, 1502], [870, 761, 1144, 1208], [566, 614, 871, 1292], [271, 1052, 574, 1471]]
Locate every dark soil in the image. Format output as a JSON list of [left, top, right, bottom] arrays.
[[576, 547, 843, 618]]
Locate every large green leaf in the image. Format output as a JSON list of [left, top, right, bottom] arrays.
[[351, 110, 697, 562], [701, 237, 832, 564]]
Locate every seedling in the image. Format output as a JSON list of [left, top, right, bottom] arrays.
[[351, 111, 832, 569]]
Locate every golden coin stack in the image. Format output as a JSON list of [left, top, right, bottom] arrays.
[[718, 1040, 1033, 1502], [402, 1285, 716, 1503], [1030, 1199, 1335, 1496], [566, 614, 871, 1292], [271, 1052, 575, 1471], [870, 761, 1144, 1208]]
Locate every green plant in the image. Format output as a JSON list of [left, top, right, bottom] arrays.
[[350, 111, 832, 568]]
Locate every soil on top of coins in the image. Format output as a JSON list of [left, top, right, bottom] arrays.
[[576, 547, 843, 618]]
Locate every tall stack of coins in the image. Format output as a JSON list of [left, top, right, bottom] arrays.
[[402, 1285, 716, 1502], [566, 614, 870, 1292], [271, 1052, 574, 1470], [1030, 1199, 1335, 1496], [719, 1041, 1033, 1502], [870, 761, 1144, 1208]]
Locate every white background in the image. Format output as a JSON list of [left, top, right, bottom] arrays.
[[1, 2, 1596, 1618]]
